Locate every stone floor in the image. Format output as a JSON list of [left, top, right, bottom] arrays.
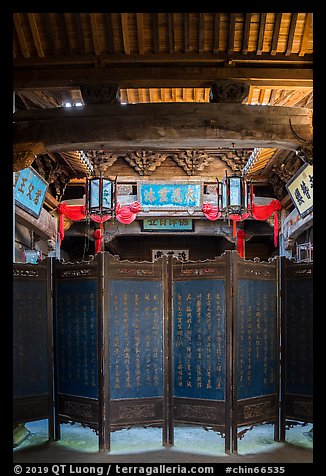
[[13, 420, 313, 464]]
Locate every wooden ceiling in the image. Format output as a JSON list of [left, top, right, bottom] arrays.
[[13, 12, 313, 199]]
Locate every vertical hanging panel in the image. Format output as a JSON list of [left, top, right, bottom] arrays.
[[281, 260, 313, 434], [172, 253, 231, 454], [232, 254, 279, 453], [105, 254, 165, 432], [54, 256, 102, 434], [13, 260, 53, 437]]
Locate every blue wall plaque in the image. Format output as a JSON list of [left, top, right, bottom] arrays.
[[14, 167, 48, 218], [237, 280, 278, 400], [285, 279, 313, 396], [173, 279, 226, 400], [56, 280, 98, 399], [13, 281, 48, 397], [139, 183, 201, 209], [109, 280, 163, 399]]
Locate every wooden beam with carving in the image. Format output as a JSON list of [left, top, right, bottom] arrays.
[[172, 150, 214, 175], [13, 103, 312, 152]]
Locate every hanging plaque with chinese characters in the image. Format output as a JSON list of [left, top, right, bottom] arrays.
[[109, 280, 163, 399], [139, 182, 201, 209], [237, 280, 277, 400], [173, 279, 226, 400], [56, 280, 98, 399], [14, 167, 48, 218], [286, 164, 313, 218]]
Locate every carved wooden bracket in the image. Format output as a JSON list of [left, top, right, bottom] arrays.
[[172, 149, 214, 175], [217, 150, 252, 173], [86, 150, 120, 174], [80, 82, 120, 104], [124, 150, 167, 175], [209, 80, 250, 103], [13, 141, 46, 172]]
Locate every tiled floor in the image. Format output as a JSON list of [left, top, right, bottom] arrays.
[[13, 420, 313, 464]]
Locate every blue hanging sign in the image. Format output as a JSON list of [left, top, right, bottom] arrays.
[[139, 182, 201, 209], [14, 167, 48, 219]]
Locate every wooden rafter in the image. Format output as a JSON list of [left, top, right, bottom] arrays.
[[228, 13, 236, 55], [153, 13, 160, 53], [257, 13, 267, 55], [136, 13, 144, 54], [285, 13, 298, 56], [120, 13, 130, 55], [13, 13, 30, 58], [242, 13, 252, 55], [168, 13, 175, 53], [105, 13, 115, 54], [43, 13, 55, 55], [213, 13, 220, 53], [60, 13, 72, 55], [271, 13, 282, 55], [75, 13, 85, 54], [198, 13, 204, 53], [27, 13, 44, 58], [299, 13, 312, 57], [90, 13, 101, 56], [184, 13, 190, 53]]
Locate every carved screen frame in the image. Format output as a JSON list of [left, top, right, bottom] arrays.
[[13, 259, 54, 440], [171, 253, 232, 454], [280, 259, 313, 440], [231, 254, 281, 453], [53, 255, 106, 449]]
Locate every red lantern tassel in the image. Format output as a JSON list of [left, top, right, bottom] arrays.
[[232, 219, 237, 238], [237, 230, 245, 258], [274, 211, 278, 247]]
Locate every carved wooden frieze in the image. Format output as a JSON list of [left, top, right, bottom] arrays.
[[272, 154, 302, 183], [63, 401, 93, 418], [119, 404, 155, 420], [293, 401, 313, 418], [80, 82, 120, 104], [13, 142, 46, 172], [124, 150, 167, 175], [209, 80, 250, 103], [181, 404, 216, 420], [243, 401, 274, 420], [172, 150, 214, 175]]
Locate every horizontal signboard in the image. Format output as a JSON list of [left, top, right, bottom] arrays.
[[14, 167, 48, 218], [139, 182, 201, 209], [143, 218, 194, 231]]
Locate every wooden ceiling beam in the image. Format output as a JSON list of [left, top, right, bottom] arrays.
[[27, 13, 44, 58], [43, 13, 55, 55], [13, 13, 31, 58], [14, 103, 312, 152], [14, 65, 313, 90], [14, 51, 313, 66], [60, 13, 72, 55], [299, 13, 313, 57], [286, 13, 298, 56]]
